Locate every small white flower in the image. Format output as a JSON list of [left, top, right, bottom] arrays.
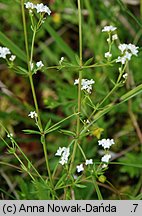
[[128, 43, 139, 56], [118, 43, 139, 56], [0, 46, 11, 59], [55, 147, 70, 165], [55, 147, 65, 156], [24, 2, 35, 10], [98, 138, 115, 149], [76, 164, 84, 173], [112, 34, 118, 40], [59, 57, 64, 65], [123, 73, 128, 79], [86, 119, 90, 124], [9, 55, 16, 61], [107, 38, 111, 43], [85, 159, 93, 165], [116, 52, 132, 65], [102, 164, 108, 168], [36, 61, 44, 68], [105, 52, 112, 58], [28, 111, 37, 118], [35, 3, 51, 15], [7, 133, 13, 139], [102, 25, 117, 32], [101, 154, 111, 163], [74, 78, 95, 94], [118, 44, 127, 54]]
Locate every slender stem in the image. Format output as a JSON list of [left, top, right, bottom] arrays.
[[21, 0, 30, 65], [21, 1, 54, 192], [140, 0, 142, 19], [41, 135, 54, 188], [69, 0, 83, 174], [92, 176, 103, 200]]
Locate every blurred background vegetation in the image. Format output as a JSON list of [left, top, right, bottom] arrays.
[[0, 0, 142, 199]]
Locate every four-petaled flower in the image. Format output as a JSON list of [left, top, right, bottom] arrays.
[[36, 61, 44, 68], [101, 154, 111, 163], [76, 164, 84, 173], [28, 111, 38, 118], [85, 159, 93, 165]]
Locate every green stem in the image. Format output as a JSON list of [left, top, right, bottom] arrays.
[[69, 0, 83, 174], [92, 176, 103, 200], [21, 1, 54, 193], [140, 0, 142, 19], [21, 0, 30, 65], [41, 135, 54, 188]]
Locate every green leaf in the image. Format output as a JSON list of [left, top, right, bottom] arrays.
[[75, 184, 87, 188], [75, 54, 80, 65], [44, 119, 51, 132], [45, 126, 60, 134], [59, 129, 75, 137], [22, 130, 40, 135], [0, 31, 27, 62], [15, 66, 28, 75], [84, 57, 94, 66], [55, 174, 67, 189]]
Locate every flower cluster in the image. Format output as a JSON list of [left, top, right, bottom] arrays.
[[76, 159, 93, 173], [98, 138, 115, 164], [116, 43, 139, 64], [102, 25, 117, 32], [24, 2, 51, 15], [7, 133, 13, 140], [102, 26, 118, 60], [0, 46, 11, 59], [55, 147, 70, 165], [98, 138, 114, 149], [74, 79, 95, 94]]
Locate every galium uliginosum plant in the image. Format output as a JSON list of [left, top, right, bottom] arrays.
[[0, 0, 141, 200]]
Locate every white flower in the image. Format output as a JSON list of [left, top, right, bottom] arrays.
[[85, 159, 93, 165], [107, 38, 111, 43], [105, 52, 112, 58], [112, 34, 118, 40], [0, 46, 11, 59], [35, 3, 51, 15], [9, 55, 16, 61], [118, 44, 128, 54], [98, 138, 115, 149], [74, 78, 95, 94], [102, 25, 117, 32], [76, 164, 84, 173], [116, 52, 132, 64], [118, 43, 139, 56], [55, 147, 65, 156], [101, 154, 111, 163], [123, 73, 128, 79], [59, 57, 64, 65], [28, 111, 37, 118], [102, 164, 108, 168], [7, 133, 13, 139], [128, 43, 139, 56], [55, 147, 70, 165], [24, 2, 35, 10], [36, 61, 44, 68]]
